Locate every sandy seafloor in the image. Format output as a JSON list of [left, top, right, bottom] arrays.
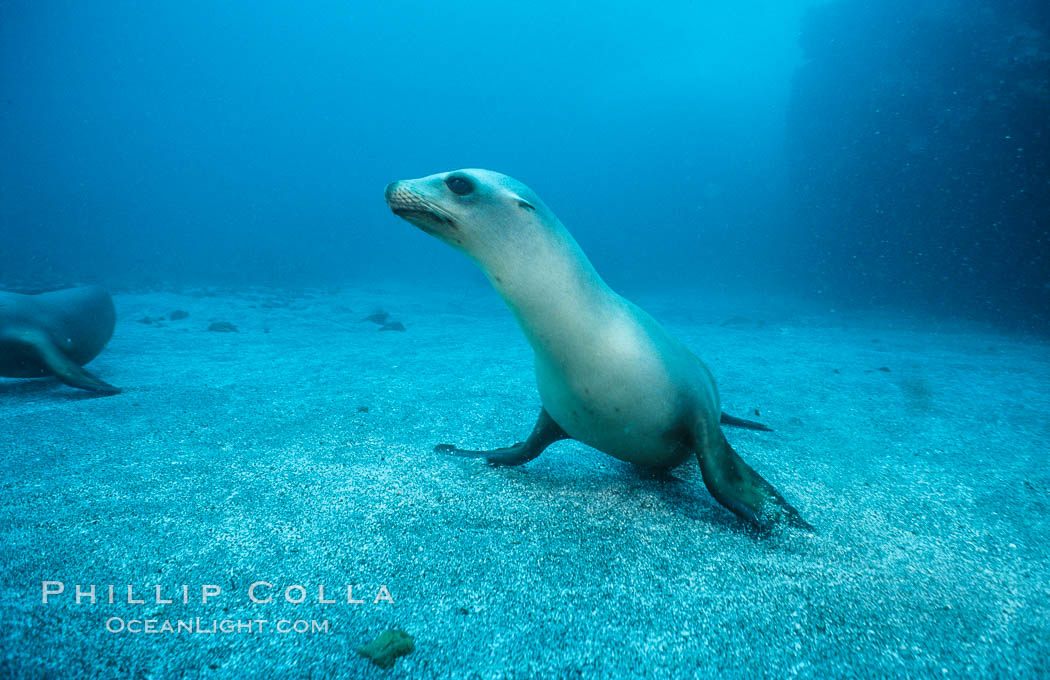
[[1, 283, 1048, 679]]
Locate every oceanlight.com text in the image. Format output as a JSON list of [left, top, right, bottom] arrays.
[[104, 617, 331, 635]]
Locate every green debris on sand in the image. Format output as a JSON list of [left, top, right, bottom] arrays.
[[357, 629, 414, 669]]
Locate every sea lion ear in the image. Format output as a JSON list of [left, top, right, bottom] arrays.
[[504, 190, 536, 211]]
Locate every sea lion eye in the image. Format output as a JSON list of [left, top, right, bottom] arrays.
[[445, 175, 474, 196]]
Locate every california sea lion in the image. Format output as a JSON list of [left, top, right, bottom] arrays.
[[0, 286, 121, 394], [385, 170, 809, 530]]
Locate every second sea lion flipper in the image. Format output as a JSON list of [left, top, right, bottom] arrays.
[[720, 412, 773, 431], [21, 329, 122, 395], [436, 409, 569, 466], [694, 424, 810, 531]]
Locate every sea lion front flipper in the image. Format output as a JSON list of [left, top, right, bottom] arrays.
[[21, 329, 121, 395], [694, 424, 810, 531], [436, 409, 569, 466], [720, 412, 773, 431]]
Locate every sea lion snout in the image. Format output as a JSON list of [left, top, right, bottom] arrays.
[[385, 177, 458, 235], [384, 179, 425, 214], [384, 181, 415, 214]]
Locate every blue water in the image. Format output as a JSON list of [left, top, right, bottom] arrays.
[[4, 1, 1046, 326], [2, 1, 1049, 678]]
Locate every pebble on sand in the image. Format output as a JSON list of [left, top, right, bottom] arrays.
[[363, 311, 390, 325]]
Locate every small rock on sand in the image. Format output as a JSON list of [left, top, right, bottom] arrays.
[[363, 311, 390, 324]]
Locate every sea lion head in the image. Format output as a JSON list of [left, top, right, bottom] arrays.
[[385, 169, 546, 256]]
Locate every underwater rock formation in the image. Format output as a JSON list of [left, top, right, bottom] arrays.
[[783, 0, 1050, 326]]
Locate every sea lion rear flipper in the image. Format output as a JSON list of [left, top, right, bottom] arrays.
[[694, 424, 810, 531], [435, 409, 568, 466], [22, 330, 121, 395], [720, 412, 773, 431]]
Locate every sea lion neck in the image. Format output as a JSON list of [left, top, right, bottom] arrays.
[[477, 222, 614, 356]]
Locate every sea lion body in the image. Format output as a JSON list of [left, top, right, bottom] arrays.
[[386, 169, 807, 529], [0, 286, 120, 393], [532, 295, 714, 468]]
